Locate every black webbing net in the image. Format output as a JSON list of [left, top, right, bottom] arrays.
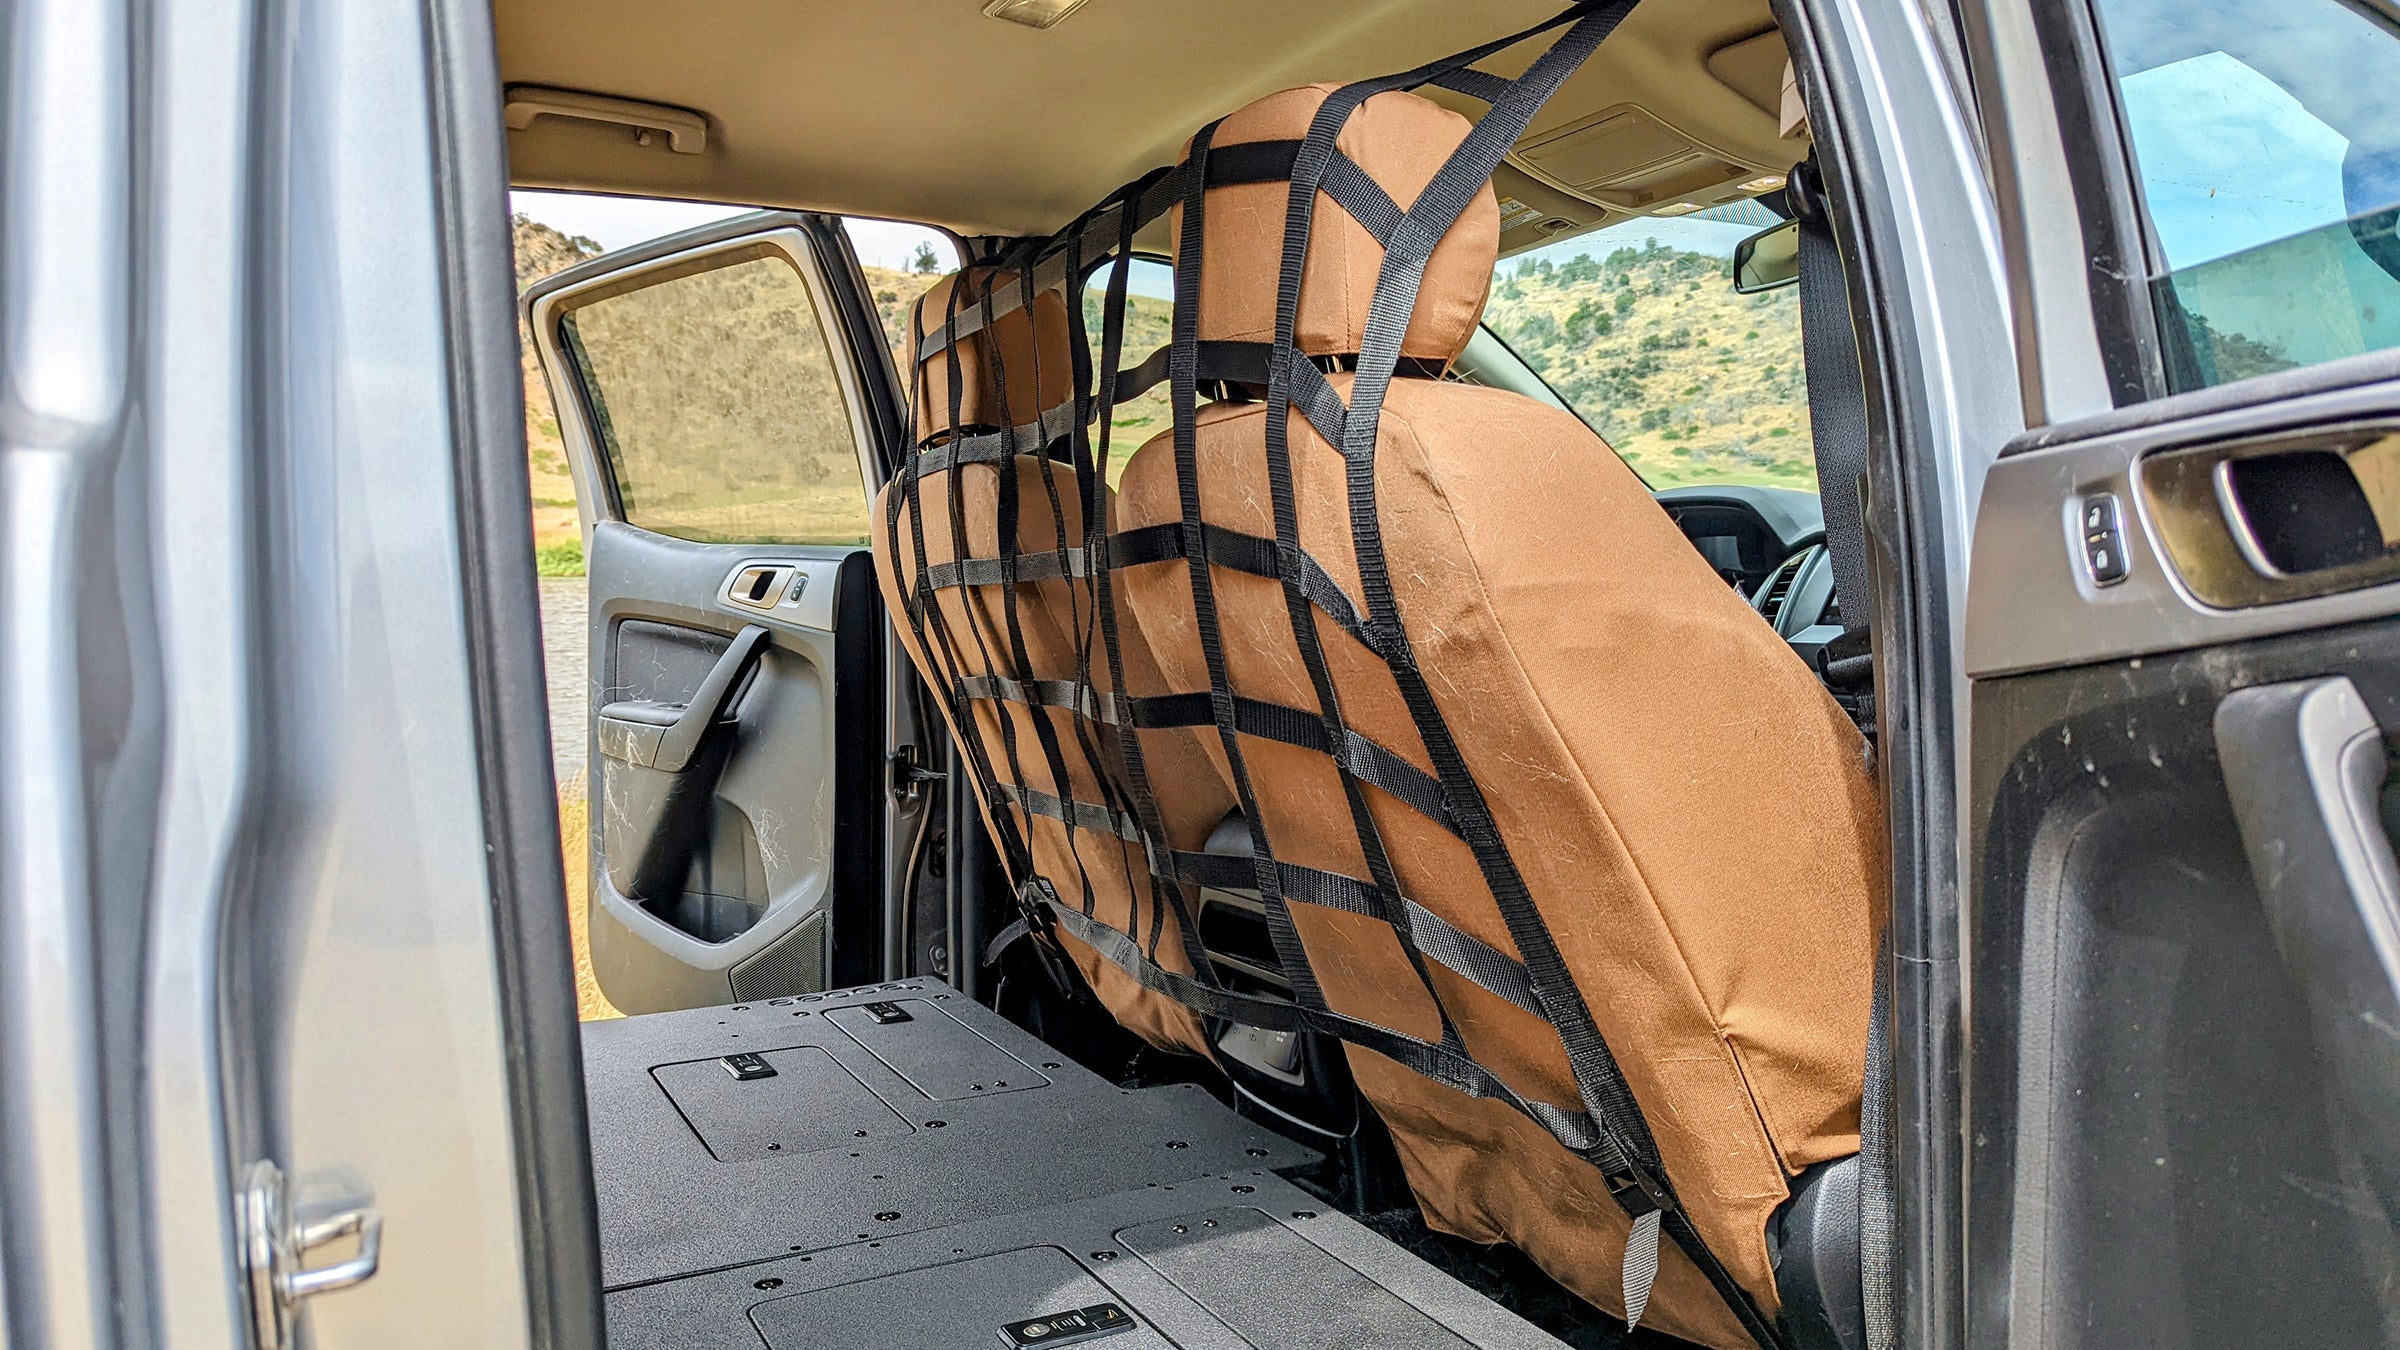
[[880, 4, 1784, 1343]]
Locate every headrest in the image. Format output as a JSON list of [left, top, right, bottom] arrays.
[[910, 268, 1074, 445], [1173, 85, 1499, 369]]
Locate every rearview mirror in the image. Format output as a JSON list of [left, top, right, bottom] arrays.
[[1732, 219, 1801, 294]]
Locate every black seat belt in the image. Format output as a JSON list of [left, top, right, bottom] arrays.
[[1791, 155, 1896, 1350], [1792, 158, 1873, 623]]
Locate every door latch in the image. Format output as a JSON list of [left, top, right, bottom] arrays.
[[240, 1159, 383, 1348], [888, 743, 943, 806]]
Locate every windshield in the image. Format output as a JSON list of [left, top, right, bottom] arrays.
[[1482, 210, 1814, 494]]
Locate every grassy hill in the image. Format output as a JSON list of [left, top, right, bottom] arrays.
[[514, 216, 603, 566], [512, 216, 947, 567], [1484, 238, 1813, 489], [861, 262, 954, 373]]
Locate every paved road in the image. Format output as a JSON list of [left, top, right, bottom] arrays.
[[538, 576, 588, 786]]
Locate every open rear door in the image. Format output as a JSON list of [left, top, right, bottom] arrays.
[[1965, 0, 2400, 1341], [526, 215, 908, 1014]]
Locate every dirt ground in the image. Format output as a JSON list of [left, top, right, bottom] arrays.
[[535, 574, 619, 1021], [556, 773, 621, 1021]]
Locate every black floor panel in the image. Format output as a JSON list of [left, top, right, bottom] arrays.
[[605, 1170, 1568, 1349], [584, 979, 1581, 1347], [583, 978, 1315, 1289]]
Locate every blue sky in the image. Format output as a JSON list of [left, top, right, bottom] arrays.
[[2098, 0, 2400, 270]]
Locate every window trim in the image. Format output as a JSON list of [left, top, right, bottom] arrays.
[[530, 223, 884, 545], [2020, 0, 2172, 405]]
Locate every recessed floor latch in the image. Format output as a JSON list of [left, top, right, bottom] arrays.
[[722, 1052, 778, 1080], [1000, 1301, 1135, 1346]]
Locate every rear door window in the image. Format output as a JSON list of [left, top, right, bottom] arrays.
[[557, 243, 872, 544], [2090, 0, 2400, 390]]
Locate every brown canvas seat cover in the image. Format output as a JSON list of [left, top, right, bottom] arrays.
[[1108, 85, 1886, 1348], [872, 267, 1228, 1061]]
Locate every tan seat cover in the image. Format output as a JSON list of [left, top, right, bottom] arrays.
[[874, 268, 1229, 1060], [1111, 86, 1886, 1348]]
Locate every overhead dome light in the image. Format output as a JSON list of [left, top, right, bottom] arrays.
[[1740, 174, 1788, 192], [1653, 201, 1702, 216], [983, 0, 1095, 28]]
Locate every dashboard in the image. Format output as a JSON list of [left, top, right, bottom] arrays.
[[1655, 485, 1848, 666]]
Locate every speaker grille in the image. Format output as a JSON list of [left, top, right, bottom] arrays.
[[730, 910, 827, 1001]]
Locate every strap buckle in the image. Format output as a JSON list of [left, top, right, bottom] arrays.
[[1013, 878, 1092, 1006], [1597, 1158, 1679, 1332], [1603, 1161, 1676, 1219]]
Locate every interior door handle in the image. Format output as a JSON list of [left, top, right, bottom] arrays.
[[653, 624, 770, 773], [2215, 676, 2400, 1206]]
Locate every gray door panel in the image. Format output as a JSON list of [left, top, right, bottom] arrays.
[[1968, 375, 2400, 679], [584, 522, 859, 1013], [1966, 392, 2400, 1346]]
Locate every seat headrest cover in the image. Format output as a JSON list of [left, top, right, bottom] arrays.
[[1174, 85, 1499, 368], [911, 267, 1074, 445]]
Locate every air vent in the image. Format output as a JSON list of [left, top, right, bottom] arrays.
[[1759, 550, 1806, 615]]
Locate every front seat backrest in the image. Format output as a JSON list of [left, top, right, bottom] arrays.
[[873, 268, 1230, 1059], [1112, 84, 1886, 1349]]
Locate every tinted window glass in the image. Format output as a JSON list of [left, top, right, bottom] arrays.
[[559, 246, 870, 544], [2093, 0, 2400, 390], [1480, 207, 1815, 492]]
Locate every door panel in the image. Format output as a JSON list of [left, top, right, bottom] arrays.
[[1966, 0, 2400, 1338], [528, 218, 899, 1014], [584, 525, 873, 1011], [1967, 337, 2400, 1350], [1967, 607, 2400, 1348]]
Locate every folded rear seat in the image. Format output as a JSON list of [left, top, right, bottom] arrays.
[[871, 12, 1885, 1347]]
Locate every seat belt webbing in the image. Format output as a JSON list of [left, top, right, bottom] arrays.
[[1795, 160, 1874, 621], [1795, 157, 1896, 1350]]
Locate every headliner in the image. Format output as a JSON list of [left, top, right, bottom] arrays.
[[495, 0, 1800, 241]]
